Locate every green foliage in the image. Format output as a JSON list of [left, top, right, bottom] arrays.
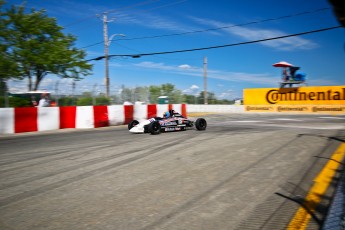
[[0, 1, 20, 81], [76, 97, 92, 106], [0, 96, 4, 107], [95, 96, 110, 105], [148, 85, 161, 104], [75, 96, 110, 106], [1, 2, 92, 91], [148, 84, 182, 104], [0, 78, 8, 96], [57, 97, 75, 106], [181, 91, 234, 105], [9, 97, 32, 107], [0, 96, 31, 107], [182, 94, 197, 104], [116, 84, 234, 105], [121, 86, 134, 102]]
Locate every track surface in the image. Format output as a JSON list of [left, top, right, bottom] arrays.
[[1, 113, 345, 230]]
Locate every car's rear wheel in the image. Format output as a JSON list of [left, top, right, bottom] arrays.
[[195, 118, 207, 131], [149, 121, 161, 135], [128, 120, 139, 130]]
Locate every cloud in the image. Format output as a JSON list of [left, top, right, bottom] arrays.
[[134, 61, 177, 71], [190, 17, 318, 51], [133, 61, 275, 85], [190, 84, 199, 89], [7, 76, 83, 94], [134, 62, 201, 74], [116, 12, 198, 33], [182, 84, 200, 94], [217, 89, 235, 99], [179, 64, 192, 69]]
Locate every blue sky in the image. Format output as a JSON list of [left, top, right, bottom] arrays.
[[6, 0, 345, 100]]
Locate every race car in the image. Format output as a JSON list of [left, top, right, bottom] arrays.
[[128, 110, 207, 134]]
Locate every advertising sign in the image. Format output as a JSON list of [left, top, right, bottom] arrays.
[[244, 86, 345, 114]]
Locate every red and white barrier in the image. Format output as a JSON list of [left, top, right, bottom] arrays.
[[0, 104, 187, 134], [38, 107, 60, 131], [108, 105, 125, 126], [0, 108, 14, 134]]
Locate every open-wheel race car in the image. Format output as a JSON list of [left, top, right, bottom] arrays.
[[128, 110, 207, 134]]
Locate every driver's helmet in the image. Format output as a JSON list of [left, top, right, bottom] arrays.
[[163, 111, 170, 118]]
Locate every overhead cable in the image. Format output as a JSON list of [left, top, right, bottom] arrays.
[[63, 0, 160, 28], [80, 7, 330, 49], [86, 25, 342, 61]]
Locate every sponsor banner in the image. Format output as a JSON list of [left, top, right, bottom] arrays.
[[244, 86, 345, 105], [245, 105, 345, 114]]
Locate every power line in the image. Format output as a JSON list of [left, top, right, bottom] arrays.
[[86, 25, 342, 61], [63, 0, 186, 30], [120, 7, 331, 41], [80, 7, 330, 49], [63, 0, 161, 28]]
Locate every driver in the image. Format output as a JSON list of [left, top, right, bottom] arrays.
[[163, 111, 170, 119]]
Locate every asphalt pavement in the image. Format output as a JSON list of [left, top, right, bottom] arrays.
[[0, 113, 344, 230]]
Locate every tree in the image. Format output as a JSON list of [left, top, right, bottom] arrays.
[[182, 94, 197, 104], [149, 85, 161, 104], [121, 86, 133, 102], [161, 83, 175, 96], [1, 2, 92, 91], [0, 0, 19, 88]]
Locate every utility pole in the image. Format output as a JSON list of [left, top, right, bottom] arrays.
[[100, 13, 124, 98], [103, 13, 110, 97], [203, 56, 208, 104]]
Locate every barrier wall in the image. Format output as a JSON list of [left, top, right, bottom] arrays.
[[0, 104, 187, 134], [187, 104, 244, 113]]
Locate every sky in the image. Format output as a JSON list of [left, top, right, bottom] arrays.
[[5, 0, 345, 100]]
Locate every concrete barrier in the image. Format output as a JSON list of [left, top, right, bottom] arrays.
[[187, 104, 244, 113], [0, 104, 188, 135]]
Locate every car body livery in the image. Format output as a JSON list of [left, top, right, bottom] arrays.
[[128, 111, 207, 134]]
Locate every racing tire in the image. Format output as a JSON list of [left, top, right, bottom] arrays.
[[149, 121, 161, 135], [128, 120, 139, 130], [195, 118, 207, 131]]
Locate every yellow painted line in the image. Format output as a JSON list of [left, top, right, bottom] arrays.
[[287, 143, 345, 229]]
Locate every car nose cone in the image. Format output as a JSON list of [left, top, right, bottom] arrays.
[[130, 126, 144, 133]]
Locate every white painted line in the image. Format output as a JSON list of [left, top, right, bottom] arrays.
[[231, 120, 261, 123], [272, 118, 303, 121], [259, 124, 345, 130]]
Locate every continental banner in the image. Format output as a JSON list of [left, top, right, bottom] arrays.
[[244, 85, 345, 114], [244, 86, 345, 105], [245, 105, 345, 114]]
